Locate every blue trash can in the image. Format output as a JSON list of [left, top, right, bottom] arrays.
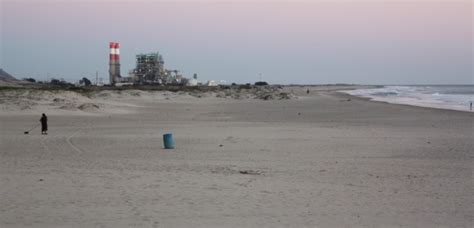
[[163, 133, 175, 149]]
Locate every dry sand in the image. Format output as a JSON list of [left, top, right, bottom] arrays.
[[1, 86, 473, 227]]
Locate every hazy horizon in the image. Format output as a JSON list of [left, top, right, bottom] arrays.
[[1, 0, 472, 84]]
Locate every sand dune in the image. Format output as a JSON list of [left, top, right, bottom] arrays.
[[0, 86, 297, 116]]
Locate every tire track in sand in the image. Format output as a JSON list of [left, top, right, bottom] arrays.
[[66, 129, 84, 155], [63, 118, 155, 226], [39, 127, 83, 186]]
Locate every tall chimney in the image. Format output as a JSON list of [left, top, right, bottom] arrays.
[[109, 42, 121, 85]]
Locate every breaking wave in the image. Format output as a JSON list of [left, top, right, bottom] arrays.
[[342, 85, 474, 112]]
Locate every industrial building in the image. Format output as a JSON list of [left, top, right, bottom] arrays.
[[108, 42, 186, 86]]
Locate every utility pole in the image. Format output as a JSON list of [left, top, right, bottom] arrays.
[[96, 71, 99, 86]]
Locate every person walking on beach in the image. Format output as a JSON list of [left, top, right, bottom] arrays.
[[470, 101, 472, 112], [40, 113, 48, 135]]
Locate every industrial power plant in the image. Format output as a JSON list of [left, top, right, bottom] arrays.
[[108, 42, 190, 86]]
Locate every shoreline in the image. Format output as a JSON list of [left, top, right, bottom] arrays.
[[336, 86, 474, 114], [335, 91, 474, 114]]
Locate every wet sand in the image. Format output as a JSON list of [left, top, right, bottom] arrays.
[[1, 87, 473, 227]]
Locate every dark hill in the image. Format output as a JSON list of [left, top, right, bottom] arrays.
[[0, 69, 18, 81]]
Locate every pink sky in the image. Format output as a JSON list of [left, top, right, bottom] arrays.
[[1, 0, 472, 84]]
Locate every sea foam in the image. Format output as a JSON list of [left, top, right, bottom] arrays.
[[342, 85, 474, 112]]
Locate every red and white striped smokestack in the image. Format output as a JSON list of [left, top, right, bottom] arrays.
[[115, 43, 120, 61], [109, 42, 121, 85], [109, 42, 120, 62]]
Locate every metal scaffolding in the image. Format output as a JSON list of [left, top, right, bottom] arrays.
[[132, 53, 170, 84]]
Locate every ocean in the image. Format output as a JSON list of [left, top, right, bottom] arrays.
[[343, 85, 474, 112]]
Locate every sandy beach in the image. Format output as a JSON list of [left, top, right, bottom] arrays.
[[1, 86, 473, 227]]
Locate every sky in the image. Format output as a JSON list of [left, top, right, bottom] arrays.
[[1, 0, 472, 84]]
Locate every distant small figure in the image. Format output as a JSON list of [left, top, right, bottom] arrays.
[[306, 89, 310, 94], [40, 113, 48, 135], [470, 101, 472, 111]]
